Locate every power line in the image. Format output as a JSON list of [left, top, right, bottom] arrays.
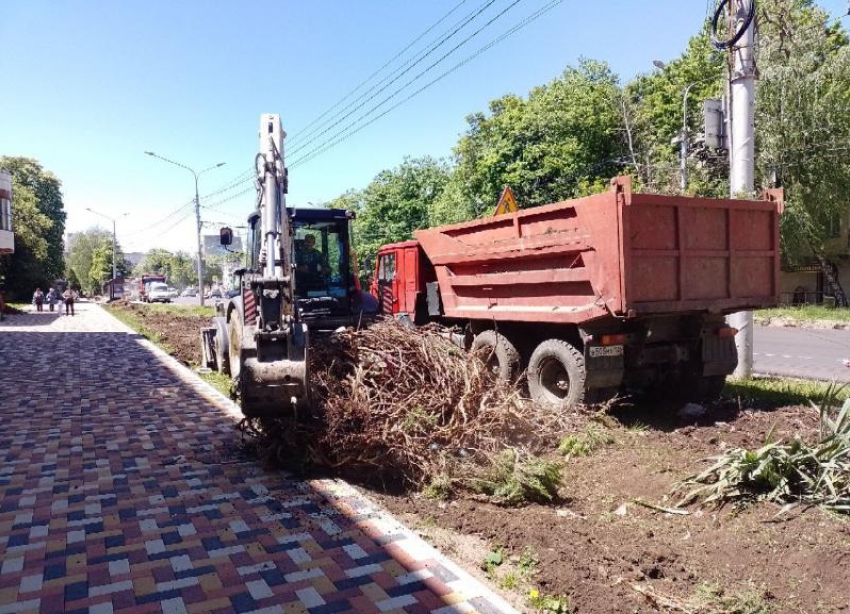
[[290, 0, 563, 169], [199, 166, 255, 200], [288, 0, 472, 143], [287, 0, 501, 153], [119, 199, 195, 238]]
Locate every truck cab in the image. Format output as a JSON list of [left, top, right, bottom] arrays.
[[371, 240, 436, 324]]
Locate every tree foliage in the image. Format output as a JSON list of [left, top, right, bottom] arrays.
[[0, 157, 66, 299], [133, 249, 198, 287], [66, 228, 128, 295], [437, 59, 627, 221], [328, 157, 450, 274]]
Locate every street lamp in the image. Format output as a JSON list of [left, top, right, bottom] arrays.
[[144, 152, 226, 305], [86, 208, 128, 282], [679, 78, 718, 191]]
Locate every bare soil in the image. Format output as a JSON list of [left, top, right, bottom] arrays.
[[105, 303, 850, 613], [108, 302, 207, 366], [372, 401, 850, 614]]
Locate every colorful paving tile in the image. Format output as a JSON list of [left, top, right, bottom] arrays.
[[0, 304, 518, 614]]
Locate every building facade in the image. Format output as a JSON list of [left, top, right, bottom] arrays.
[[0, 171, 13, 255]]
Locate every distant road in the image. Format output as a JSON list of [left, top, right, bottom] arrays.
[[754, 326, 850, 382]]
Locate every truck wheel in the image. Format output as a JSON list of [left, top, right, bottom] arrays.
[[213, 316, 230, 375], [228, 315, 242, 379], [527, 339, 587, 409], [471, 330, 521, 383]]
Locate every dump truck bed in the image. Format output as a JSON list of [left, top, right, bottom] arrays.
[[413, 178, 782, 324]]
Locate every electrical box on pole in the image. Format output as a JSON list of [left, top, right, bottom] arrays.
[[703, 98, 726, 150]]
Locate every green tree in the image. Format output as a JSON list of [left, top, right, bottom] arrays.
[[0, 158, 66, 299], [754, 0, 850, 262], [438, 59, 628, 221], [66, 228, 113, 296], [0, 157, 66, 281], [0, 179, 54, 299], [335, 157, 450, 274], [89, 241, 129, 290]]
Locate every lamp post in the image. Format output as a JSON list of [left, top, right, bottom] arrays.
[[680, 81, 701, 192], [86, 208, 128, 282], [144, 152, 226, 305]]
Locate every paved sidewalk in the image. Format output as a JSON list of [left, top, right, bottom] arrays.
[[0, 304, 516, 614]]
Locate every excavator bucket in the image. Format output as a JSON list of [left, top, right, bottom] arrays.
[[239, 357, 310, 417], [236, 323, 311, 417]]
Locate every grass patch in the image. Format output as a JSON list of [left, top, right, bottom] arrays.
[[422, 474, 452, 500], [138, 303, 215, 318], [6, 302, 30, 312], [725, 377, 842, 408], [199, 371, 234, 398], [692, 583, 771, 614], [470, 449, 562, 505], [104, 304, 177, 355], [758, 305, 850, 323], [528, 589, 570, 613], [558, 424, 614, 457]]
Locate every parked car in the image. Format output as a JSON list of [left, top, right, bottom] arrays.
[[147, 282, 172, 304], [181, 287, 198, 297], [206, 288, 222, 300], [167, 287, 179, 299]]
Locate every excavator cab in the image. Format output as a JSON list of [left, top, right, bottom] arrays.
[[289, 208, 363, 330]]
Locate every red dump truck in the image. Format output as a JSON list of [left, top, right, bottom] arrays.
[[371, 177, 783, 408]]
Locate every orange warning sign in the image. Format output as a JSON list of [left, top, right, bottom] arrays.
[[493, 187, 518, 216]]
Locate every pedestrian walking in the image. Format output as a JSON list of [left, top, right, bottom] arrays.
[[33, 288, 44, 312], [47, 287, 59, 312], [63, 287, 76, 316]]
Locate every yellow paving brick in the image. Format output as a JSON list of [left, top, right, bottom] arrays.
[[187, 597, 232, 614], [198, 572, 223, 592], [310, 575, 337, 595], [283, 601, 309, 614], [0, 587, 18, 604], [133, 576, 156, 596], [360, 582, 390, 602]]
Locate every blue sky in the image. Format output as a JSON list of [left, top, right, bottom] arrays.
[[1, 0, 847, 253]]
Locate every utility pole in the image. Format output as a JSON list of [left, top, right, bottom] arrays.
[[727, 0, 757, 379], [86, 208, 128, 282], [144, 152, 226, 306]]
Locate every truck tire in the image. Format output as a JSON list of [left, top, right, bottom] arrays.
[[227, 315, 242, 379], [527, 339, 587, 409], [213, 316, 230, 376], [471, 330, 521, 383]]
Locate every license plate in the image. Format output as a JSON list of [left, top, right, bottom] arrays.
[[589, 345, 624, 358]]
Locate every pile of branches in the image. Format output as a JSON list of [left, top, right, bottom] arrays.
[[677, 385, 850, 513], [242, 319, 568, 501]]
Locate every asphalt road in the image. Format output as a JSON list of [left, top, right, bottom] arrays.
[[754, 325, 850, 382]]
